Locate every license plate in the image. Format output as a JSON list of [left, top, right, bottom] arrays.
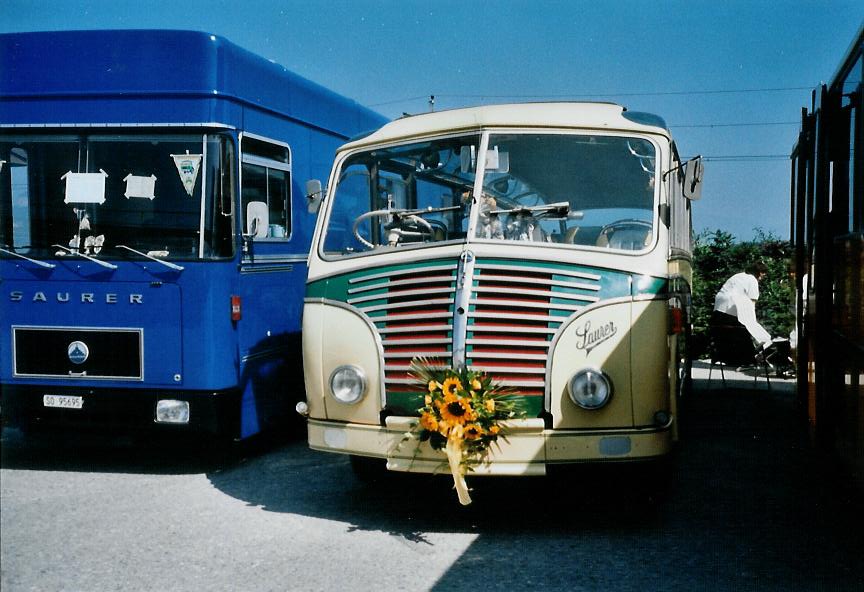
[[43, 394, 84, 409]]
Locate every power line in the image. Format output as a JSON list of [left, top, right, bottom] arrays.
[[368, 86, 813, 107], [669, 121, 799, 128], [686, 155, 789, 162]]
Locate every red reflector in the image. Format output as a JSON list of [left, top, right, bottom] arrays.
[[231, 295, 242, 321], [670, 307, 683, 334]]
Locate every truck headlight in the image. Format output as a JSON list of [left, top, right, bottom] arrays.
[[329, 365, 367, 405], [567, 368, 613, 410]]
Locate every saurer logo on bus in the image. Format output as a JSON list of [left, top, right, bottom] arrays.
[[8, 291, 144, 304], [574, 319, 618, 355]]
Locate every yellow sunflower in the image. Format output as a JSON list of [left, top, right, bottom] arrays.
[[464, 424, 484, 439], [441, 377, 463, 397], [438, 394, 475, 425], [419, 411, 439, 432]]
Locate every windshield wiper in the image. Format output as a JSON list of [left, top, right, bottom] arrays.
[[0, 246, 57, 269], [116, 245, 184, 271], [490, 201, 571, 217], [52, 244, 118, 270]]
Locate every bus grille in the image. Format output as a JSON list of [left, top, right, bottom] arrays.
[[343, 258, 602, 411], [346, 261, 458, 397], [466, 261, 601, 398]]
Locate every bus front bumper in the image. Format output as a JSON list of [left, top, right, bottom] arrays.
[[308, 416, 674, 476]]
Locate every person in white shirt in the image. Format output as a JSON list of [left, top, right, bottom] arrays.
[[711, 262, 773, 349]]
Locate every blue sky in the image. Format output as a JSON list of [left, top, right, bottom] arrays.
[[3, 0, 862, 241]]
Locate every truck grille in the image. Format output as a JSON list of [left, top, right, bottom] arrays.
[[13, 326, 143, 380]]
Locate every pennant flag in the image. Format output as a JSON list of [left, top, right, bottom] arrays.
[[171, 152, 202, 196]]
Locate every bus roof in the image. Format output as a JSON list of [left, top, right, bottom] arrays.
[[0, 30, 385, 138], [340, 102, 671, 150]]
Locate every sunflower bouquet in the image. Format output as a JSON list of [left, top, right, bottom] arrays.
[[407, 358, 524, 505]]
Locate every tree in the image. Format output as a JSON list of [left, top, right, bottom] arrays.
[[690, 229, 795, 359]]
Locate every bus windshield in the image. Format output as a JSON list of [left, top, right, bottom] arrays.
[[322, 131, 658, 256], [0, 133, 234, 261]]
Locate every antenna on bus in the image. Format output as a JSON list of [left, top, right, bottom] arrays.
[[429, 95, 435, 112]]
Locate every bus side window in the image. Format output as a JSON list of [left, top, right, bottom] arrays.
[[241, 136, 291, 240]]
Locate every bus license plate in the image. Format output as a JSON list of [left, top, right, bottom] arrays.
[[43, 395, 84, 409]]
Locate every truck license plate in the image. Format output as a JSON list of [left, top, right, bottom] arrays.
[[43, 395, 84, 409]]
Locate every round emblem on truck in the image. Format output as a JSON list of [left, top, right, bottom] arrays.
[[67, 341, 89, 364]]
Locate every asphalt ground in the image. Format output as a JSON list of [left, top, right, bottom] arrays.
[[1, 366, 862, 591]]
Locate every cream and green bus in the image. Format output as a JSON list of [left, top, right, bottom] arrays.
[[299, 102, 702, 477]]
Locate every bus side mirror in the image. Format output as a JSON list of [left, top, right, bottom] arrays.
[[306, 179, 323, 213], [683, 157, 704, 201]]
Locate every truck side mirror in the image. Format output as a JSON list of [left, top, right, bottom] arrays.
[[683, 157, 704, 201], [306, 179, 323, 213]]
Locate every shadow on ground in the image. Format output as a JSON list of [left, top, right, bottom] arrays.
[[0, 423, 304, 476]]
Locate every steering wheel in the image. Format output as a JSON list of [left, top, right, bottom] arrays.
[[510, 191, 544, 207], [352, 210, 434, 248], [596, 219, 653, 249]]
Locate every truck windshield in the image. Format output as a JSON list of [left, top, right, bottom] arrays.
[[321, 131, 657, 256], [0, 133, 234, 261]]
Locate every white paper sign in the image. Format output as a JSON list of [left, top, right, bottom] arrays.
[[171, 153, 202, 196], [62, 170, 108, 204], [123, 174, 157, 199]]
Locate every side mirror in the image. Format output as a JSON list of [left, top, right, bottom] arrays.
[[460, 145, 509, 174], [245, 201, 269, 238], [306, 179, 323, 213], [683, 157, 704, 201]]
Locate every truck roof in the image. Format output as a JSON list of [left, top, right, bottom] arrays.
[[0, 30, 385, 137]]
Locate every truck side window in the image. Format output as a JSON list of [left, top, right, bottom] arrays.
[[241, 136, 291, 240]]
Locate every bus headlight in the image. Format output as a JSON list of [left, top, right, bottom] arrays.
[[567, 368, 613, 410], [329, 365, 367, 405]]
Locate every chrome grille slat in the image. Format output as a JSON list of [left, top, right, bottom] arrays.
[[348, 286, 453, 305], [378, 324, 452, 334], [466, 352, 547, 360], [475, 263, 601, 281], [384, 351, 453, 359], [360, 297, 453, 314], [466, 338, 551, 348], [469, 298, 583, 312], [463, 365, 546, 375], [473, 275, 601, 291], [348, 275, 454, 294], [470, 311, 564, 323], [472, 285, 599, 303], [369, 311, 453, 323], [349, 264, 457, 284], [469, 325, 557, 335], [382, 337, 453, 346]]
